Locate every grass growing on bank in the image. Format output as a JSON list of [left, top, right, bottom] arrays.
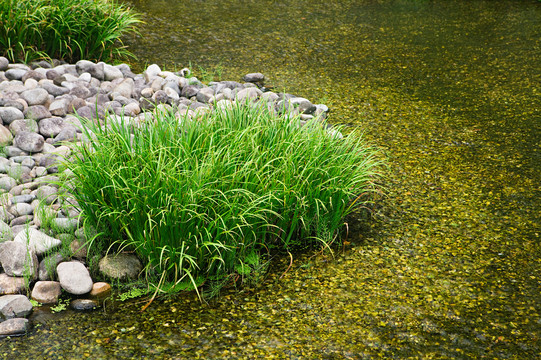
[[0, 0, 140, 63], [67, 103, 381, 297]]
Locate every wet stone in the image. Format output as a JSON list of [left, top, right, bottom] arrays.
[[0, 318, 29, 337], [0, 295, 33, 320], [70, 299, 98, 311]]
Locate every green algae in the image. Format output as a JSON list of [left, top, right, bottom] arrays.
[[3, 0, 540, 358]]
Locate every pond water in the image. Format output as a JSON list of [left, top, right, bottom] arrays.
[[4, 0, 540, 358]]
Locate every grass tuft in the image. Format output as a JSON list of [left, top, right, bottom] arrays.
[[0, 0, 141, 63], [66, 102, 382, 296]]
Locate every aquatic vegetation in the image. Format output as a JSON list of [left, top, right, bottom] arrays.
[[0, 0, 140, 63], [67, 103, 381, 298]]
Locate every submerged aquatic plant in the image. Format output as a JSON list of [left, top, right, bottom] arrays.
[[0, 0, 141, 63], [66, 102, 382, 298]]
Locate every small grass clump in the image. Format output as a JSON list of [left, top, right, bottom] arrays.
[[67, 103, 381, 296], [0, 0, 140, 63]]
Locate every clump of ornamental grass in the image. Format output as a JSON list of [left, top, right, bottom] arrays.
[[0, 0, 140, 63], [66, 102, 382, 300]]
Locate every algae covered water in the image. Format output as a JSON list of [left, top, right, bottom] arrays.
[[4, 0, 540, 358]]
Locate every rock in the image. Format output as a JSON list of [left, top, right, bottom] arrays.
[[5, 69, 27, 81], [57, 261, 93, 295], [181, 85, 200, 98], [0, 241, 38, 277], [196, 87, 215, 103], [13, 228, 61, 256], [75, 104, 105, 121], [36, 185, 58, 204], [0, 219, 13, 241], [236, 87, 262, 102], [21, 88, 48, 106], [0, 124, 13, 145], [0, 295, 33, 319], [53, 218, 78, 233], [48, 98, 71, 117], [31, 281, 62, 304], [144, 64, 161, 82], [69, 239, 86, 259], [38, 253, 64, 281], [0, 57, 8, 71], [41, 81, 69, 97], [0, 318, 29, 336], [38, 117, 65, 138], [89, 282, 112, 298], [13, 131, 45, 153], [76, 60, 104, 80], [0, 177, 17, 192], [99, 253, 142, 280], [242, 73, 265, 83], [151, 90, 168, 105], [0, 274, 26, 295], [22, 70, 45, 82], [103, 63, 124, 81], [24, 105, 51, 121], [0, 107, 24, 124], [112, 78, 134, 98], [10, 202, 34, 217], [70, 299, 98, 311], [9, 119, 39, 135]]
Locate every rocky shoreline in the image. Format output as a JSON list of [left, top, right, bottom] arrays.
[[0, 57, 330, 337]]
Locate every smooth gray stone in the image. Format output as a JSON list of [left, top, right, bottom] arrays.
[[10, 203, 34, 217], [144, 63, 161, 82], [5, 69, 27, 81], [13, 228, 61, 256], [0, 124, 12, 145], [3, 146, 27, 157], [9, 119, 38, 135], [0, 177, 17, 192], [57, 261, 93, 295], [0, 273, 25, 295], [52, 125, 77, 144], [38, 253, 64, 281], [0, 317, 30, 337], [0, 57, 8, 71], [24, 105, 51, 121], [70, 299, 98, 311], [103, 63, 123, 81], [11, 194, 35, 204], [40, 81, 69, 97], [0, 219, 13, 242], [0, 241, 38, 278], [13, 131, 44, 153], [21, 70, 45, 82], [21, 88, 48, 106], [38, 117, 65, 138], [0, 107, 24, 124], [242, 73, 265, 83], [9, 215, 33, 226], [0, 295, 33, 320]]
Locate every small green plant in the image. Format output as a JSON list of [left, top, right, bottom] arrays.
[[117, 287, 150, 302], [29, 299, 42, 307], [50, 298, 69, 313], [0, 0, 141, 63]]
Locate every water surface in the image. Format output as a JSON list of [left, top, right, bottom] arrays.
[[4, 0, 540, 358]]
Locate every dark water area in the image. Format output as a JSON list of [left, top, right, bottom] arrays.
[[3, 0, 540, 358]]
